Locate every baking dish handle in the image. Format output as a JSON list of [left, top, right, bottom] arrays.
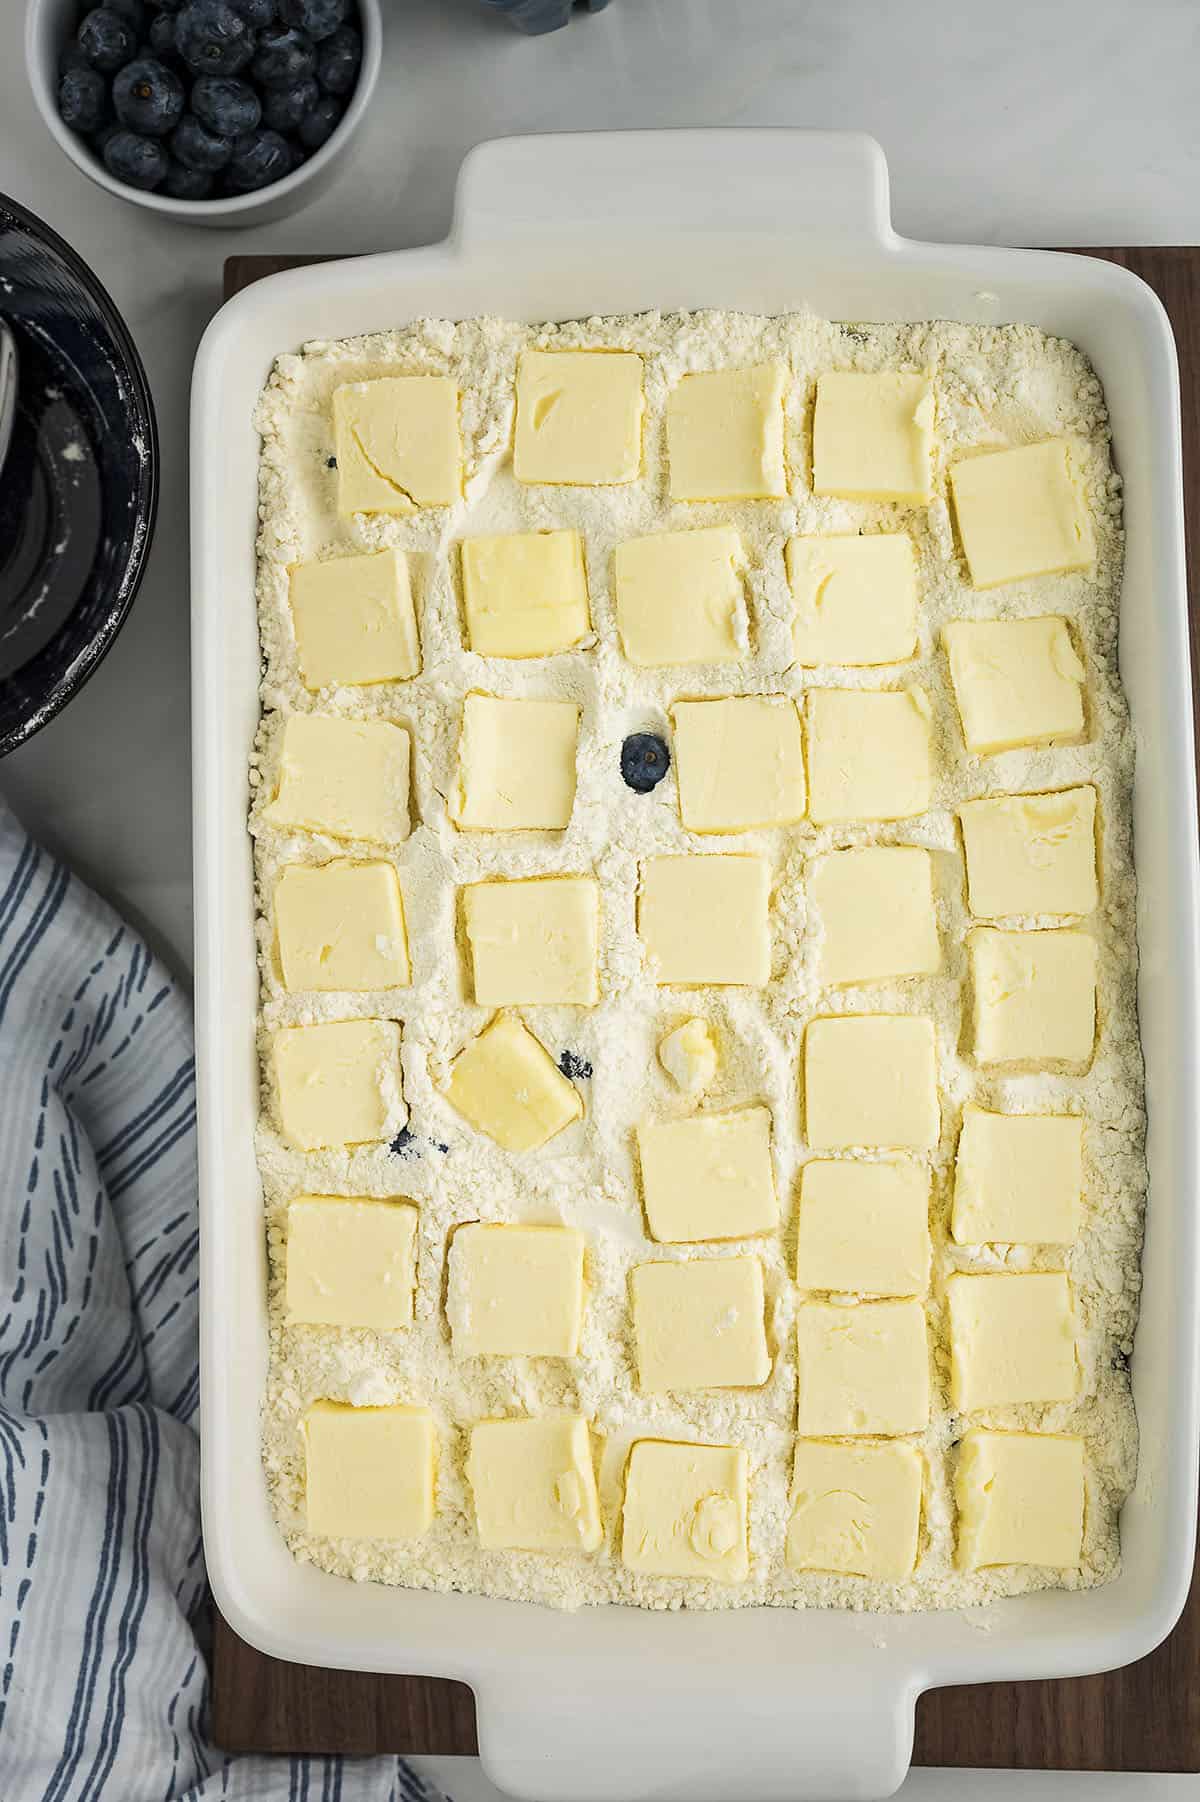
[[452, 129, 895, 252], [473, 1668, 916, 1802]]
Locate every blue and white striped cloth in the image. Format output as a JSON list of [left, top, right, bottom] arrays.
[[0, 800, 446, 1802]]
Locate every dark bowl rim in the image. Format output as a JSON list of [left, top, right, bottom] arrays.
[[0, 188, 159, 756]]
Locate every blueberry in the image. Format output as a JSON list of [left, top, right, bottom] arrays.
[[191, 73, 260, 134], [161, 157, 216, 197], [558, 1050, 593, 1081], [59, 40, 94, 76], [261, 74, 318, 131], [175, 0, 256, 74], [102, 127, 168, 188], [59, 66, 110, 133], [113, 58, 185, 134], [91, 120, 123, 155], [621, 732, 670, 793], [390, 1125, 418, 1159], [171, 111, 234, 169], [148, 13, 179, 54], [279, 0, 346, 40], [229, 0, 278, 21], [252, 23, 316, 84], [105, 0, 147, 31], [78, 8, 138, 72], [315, 21, 359, 94], [225, 125, 291, 189], [296, 89, 342, 150]]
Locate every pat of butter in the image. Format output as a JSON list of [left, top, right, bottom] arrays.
[[272, 1017, 405, 1151], [287, 1196, 418, 1329], [969, 927, 1097, 1067], [444, 1014, 582, 1153], [631, 1254, 769, 1391], [943, 617, 1085, 755], [788, 534, 918, 667], [462, 876, 599, 1007], [955, 1430, 1084, 1569], [952, 1104, 1083, 1246], [806, 688, 932, 824], [795, 1299, 930, 1436], [304, 1401, 435, 1540], [333, 376, 460, 514], [666, 364, 788, 501], [810, 846, 940, 986], [805, 1015, 940, 1151], [452, 694, 579, 832], [447, 1223, 585, 1357], [638, 1106, 778, 1243], [948, 1272, 1077, 1409], [460, 530, 591, 658], [466, 1414, 602, 1550], [264, 713, 411, 846], [812, 371, 934, 504], [959, 788, 1098, 919], [638, 854, 771, 987], [621, 1439, 749, 1581], [274, 860, 410, 993], [671, 697, 805, 832], [614, 527, 745, 667], [949, 441, 1095, 589], [288, 548, 420, 690], [796, 1159, 931, 1297], [658, 1016, 718, 1095], [514, 350, 644, 486], [787, 1440, 923, 1580]]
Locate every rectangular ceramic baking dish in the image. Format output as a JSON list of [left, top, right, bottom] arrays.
[[191, 131, 1200, 1802]]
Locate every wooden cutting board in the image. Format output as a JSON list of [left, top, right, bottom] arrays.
[[212, 246, 1200, 1771]]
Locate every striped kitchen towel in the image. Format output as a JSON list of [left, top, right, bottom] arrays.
[[0, 800, 446, 1802]]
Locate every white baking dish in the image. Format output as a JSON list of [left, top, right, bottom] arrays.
[[191, 131, 1200, 1802]]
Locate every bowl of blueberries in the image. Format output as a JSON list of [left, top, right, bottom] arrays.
[[26, 0, 381, 224]]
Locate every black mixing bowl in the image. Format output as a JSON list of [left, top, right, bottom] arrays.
[[0, 194, 158, 754]]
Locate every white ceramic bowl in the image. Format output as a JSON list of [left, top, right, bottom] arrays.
[[25, 0, 381, 228]]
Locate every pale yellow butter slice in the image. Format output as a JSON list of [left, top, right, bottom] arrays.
[[304, 1400, 435, 1539], [969, 926, 1097, 1067], [810, 846, 940, 986], [275, 860, 410, 993], [631, 1254, 769, 1392], [959, 788, 1098, 919], [638, 854, 771, 987], [805, 1015, 939, 1151], [953, 1104, 1083, 1246], [621, 1439, 749, 1581], [447, 1223, 585, 1357], [264, 714, 411, 846], [658, 1017, 718, 1095], [289, 548, 420, 689], [333, 376, 460, 514], [671, 697, 805, 832], [812, 371, 934, 504], [466, 1414, 602, 1550], [614, 527, 745, 667], [796, 1159, 931, 1297], [806, 688, 932, 824], [460, 530, 590, 658], [788, 534, 918, 667], [638, 1106, 777, 1243], [452, 694, 579, 832], [444, 1014, 582, 1153], [787, 1440, 923, 1579], [287, 1196, 418, 1329], [948, 1272, 1077, 1409], [666, 364, 788, 501], [272, 1017, 404, 1151], [795, 1299, 930, 1436], [514, 350, 644, 486], [955, 1430, 1084, 1569], [949, 441, 1094, 589], [462, 876, 599, 1007], [943, 617, 1085, 756]]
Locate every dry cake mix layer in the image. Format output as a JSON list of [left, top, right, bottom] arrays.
[[250, 308, 1146, 1613]]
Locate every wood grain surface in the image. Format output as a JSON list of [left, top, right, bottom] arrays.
[[212, 246, 1200, 1771]]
